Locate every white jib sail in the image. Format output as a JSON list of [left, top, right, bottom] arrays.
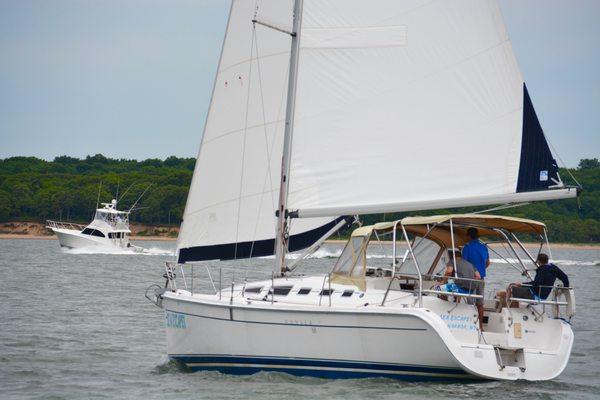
[[177, 0, 337, 263], [288, 0, 575, 218]]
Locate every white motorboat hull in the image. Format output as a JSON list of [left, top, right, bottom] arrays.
[[160, 287, 573, 381], [51, 228, 139, 251]]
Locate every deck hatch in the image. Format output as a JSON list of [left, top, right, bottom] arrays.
[[271, 286, 293, 296]]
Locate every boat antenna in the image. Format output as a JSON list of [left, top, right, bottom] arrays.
[[117, 183, 135, 203], [128, 184, 153, 213], [96, 181, 102, 210], [115, 179, 120, 203]]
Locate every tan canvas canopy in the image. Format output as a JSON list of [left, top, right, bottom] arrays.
[[348, 214, 546, 249], [401, 214, 545, 234]]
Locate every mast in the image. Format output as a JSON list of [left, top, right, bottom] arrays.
[[275, 0, 303, 275]]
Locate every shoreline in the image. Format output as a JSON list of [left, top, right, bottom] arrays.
[[0, 234, 597, 249]]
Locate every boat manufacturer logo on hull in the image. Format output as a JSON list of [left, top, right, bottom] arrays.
[[165, 311, 187, 329]]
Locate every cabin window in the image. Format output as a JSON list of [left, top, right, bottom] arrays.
[[297, 288, 311, 295], [341, 290, 354, 297], [271, 286, 293, 296], [245, 286, 262, 294], [320, 289, 334, 296], [82, 228, 105, 238]]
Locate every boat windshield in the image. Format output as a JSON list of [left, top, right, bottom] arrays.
[[94, 211, 128, 227], [397, 237, 444, 275], [332, 235, 368, 278]]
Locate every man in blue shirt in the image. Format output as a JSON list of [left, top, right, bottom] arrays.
[[461, 227, 490, 279], [461, 227, 489, 330]]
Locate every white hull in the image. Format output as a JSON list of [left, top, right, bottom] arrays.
[[159, 276, 573, 381], [51, 228, 140, 251]]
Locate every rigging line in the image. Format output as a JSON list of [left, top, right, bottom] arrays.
[[249, 27, 291, 258], [253, 24, 277, 212], [473, 202, 531, 214], [545, 134, 582, 188], [487, 242, 524, 276], [233, 24, 257, 260]]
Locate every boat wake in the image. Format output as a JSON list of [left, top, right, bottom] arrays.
[[490, 258, 599, 267], [62, 245, 174, 256], [286, 250, 598, 266]]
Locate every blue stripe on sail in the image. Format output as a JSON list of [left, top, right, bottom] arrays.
[[169, 355, 474, 381], [178, 216, 351, 263], [516, 83, 560, 193]]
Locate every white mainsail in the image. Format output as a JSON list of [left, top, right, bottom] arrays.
[[177, 0, 338, 263], [287, 0, 576, 218]]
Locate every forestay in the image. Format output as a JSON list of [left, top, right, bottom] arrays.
[[177, 0, 337, 263], [288, 0, 576, 218]]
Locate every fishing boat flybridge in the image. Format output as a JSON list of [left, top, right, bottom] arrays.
[[148, 0, 581, 381], [47, 199, 144, 252]]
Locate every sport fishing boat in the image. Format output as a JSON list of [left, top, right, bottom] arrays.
[[47, 199, 144, 252], [147, 0, 580, 381]]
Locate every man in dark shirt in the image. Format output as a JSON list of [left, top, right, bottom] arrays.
[[510, 253, 570, 301]]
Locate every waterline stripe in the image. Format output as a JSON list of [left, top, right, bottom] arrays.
[[170, 355, 466, 375], [170, 355, 476, 380]]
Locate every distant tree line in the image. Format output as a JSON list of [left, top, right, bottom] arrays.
[[0, 154, 194, 225], [0, 155, 598, 243]]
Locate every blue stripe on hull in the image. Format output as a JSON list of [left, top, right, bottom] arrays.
[[170, 355, 476, 381]]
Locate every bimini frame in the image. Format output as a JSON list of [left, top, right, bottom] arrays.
[[344, 214, 573, 317]]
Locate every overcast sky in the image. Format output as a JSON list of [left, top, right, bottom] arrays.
[[0, 0, 598, 167]]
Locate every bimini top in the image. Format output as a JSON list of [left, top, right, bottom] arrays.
[[400, 214, 546, 235], [349, 214, 546, 249]]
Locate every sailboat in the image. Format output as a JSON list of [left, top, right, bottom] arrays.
[[147, 0, 580, 381]]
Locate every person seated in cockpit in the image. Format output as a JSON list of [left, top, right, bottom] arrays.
[[497, 253, 569, 307], [437, 249, 480, 291], [436, 249, 484, 330]]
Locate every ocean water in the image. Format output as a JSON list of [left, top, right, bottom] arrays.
[[0, 238, 599, 400]]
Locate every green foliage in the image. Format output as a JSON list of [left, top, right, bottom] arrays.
[[0, 155, 195, 225], [0, 155, 598, 243], [578, 158, 600, 170]]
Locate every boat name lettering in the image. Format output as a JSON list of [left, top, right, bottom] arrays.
[[440, 314, 470, 322], [284, 319, 313, 325], [166, 311, 187, 329], [440, 314, 477, 331]]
